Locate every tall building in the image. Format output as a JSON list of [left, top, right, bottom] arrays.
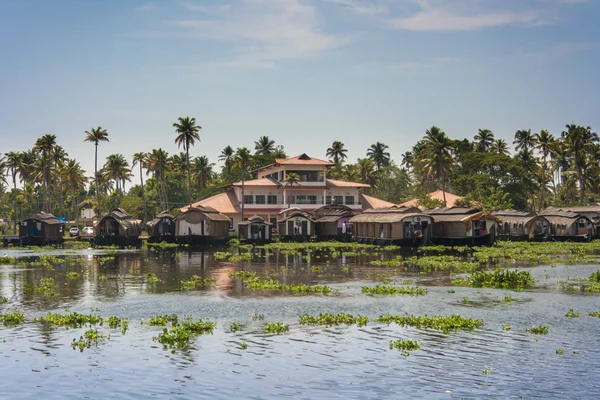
[[182, 153, 394, 228]]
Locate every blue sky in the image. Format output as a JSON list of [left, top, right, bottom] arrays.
[[1, 0, 599, 184]]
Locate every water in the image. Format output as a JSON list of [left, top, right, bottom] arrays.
[[1, 245, 599, 399]]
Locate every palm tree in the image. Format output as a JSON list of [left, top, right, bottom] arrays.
[[61, 159, 87, 222], [534, 129, 555, 210], [132, 152, 148, 222], [4, 151, 21, 232], [366, 142, 390, 171], [400, 151, 413, 170], [173, 116, 202, 205], [219, 145, 235, 181], [146, 149, 170, 210], [84, 127, 109, 213], [192, 155, 215, 189], [17, 150, 37, 185], [421, 126, 454, 205], [474, 129, 495, 152], [103, 154, 131, 208], [283, 172, 300, 208], [33, 134, 57, 212], [562, 124, 598, 205], [513, 129, 538, 152], [254, 136, 276, 156], [357, 158, 376, 186], [235, 147, 252, 221], [326, 141, 348, 165], [491, 139, 510, 156]]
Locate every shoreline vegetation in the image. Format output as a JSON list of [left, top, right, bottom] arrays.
[[1, 123, 599, 233]]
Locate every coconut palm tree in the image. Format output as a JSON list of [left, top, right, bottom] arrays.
[[283, 172, 300, 208], [4, 151, 21, 232], [17, 150, 37, 186], [474, 129, 495, 152], [103, 154, 131, 207], [219, 145, 235, 181], [33, 134, 57, 212], [173, 116, 202, 205], [84, 127, 109, 212], [562, 124, 598, 205], [421, 126, 454, 205], [326, 141, 348, 165], [146, 149, 170, 210], [491, 139, 510, 156], [366, 142, 390, 171], [254, 136, 276, 156], [132, 152, 148, 222], [534, 129, 555, 210], [400, 151, 413, 170], [343, 164, 361, 183], [61, 159, 87, 222], [513, 129, 538, 152], [234, 147, 252, 221], [357, 158, 376, 186], [192, 155, 215, 189]]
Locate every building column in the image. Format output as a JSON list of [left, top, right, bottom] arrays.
[[283, 189, 287, 205], [323, 189, 326, 204]]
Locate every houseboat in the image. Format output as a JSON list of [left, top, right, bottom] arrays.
[[238, 215, 272, 244], [350, 206, 432, 246], [175, 206, 231, 244], [95, 208, 142, 246], [492, 210, 550, 241], [277, 208, 315, 242], [314, 204, 355, 241], [146, 211, 176, 243], [19, 212, 65, 246], [546, 206, 600, 238], [538, 208, 595, 241], [425, 207, 500, 246]]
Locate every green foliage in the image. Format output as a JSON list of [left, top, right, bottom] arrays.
[[66, 272, 80, 279], [482, 366, 493, 375], [361, 284, 427, 296], [556, 348, 564, 355], [38, 311, 103, 328], [389, 339, 420, 355], [526, 325, 549, 334], [453, 269, 535, 290], [180, 275, 215, 290], [376, 314, 484, 334], [502, 296, 514, 302], [107, 316, 129, 334], [565, 309, 580, 318], [1, 312, 25, 326], [72, 329, 106, 352], [232, 271, 335, 295], [230, 322, 243, 332], [153, 318, 216, 349], [502, 324, 512, 331], [264, 322, 289, 334], [146, 272, 161, 283], [299, 313, 369, 327], [146, 314, 178, 326]]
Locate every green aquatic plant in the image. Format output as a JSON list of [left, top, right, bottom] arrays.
[[361, 284, 427, 296], [502, 296, 514, 302], [240, 342, 248, 350], [147, 314, 179, 326], [66, 272, 80, 279], [588, 311, 600, 318], [526, 325, 549, 334], [565, 309, 580, 318], [585, 283, 600, 293], [482, 366, 493, 375], [213, 251, 232, 260], [389, 339, 420, 355], [72, 328, 106, 352], [0, 255, 16, 264], [0, 297, 7, 304], [23, 283, 35, 295], [556, 348, 564, 355], [180, 275, 215, 290], [376, 313, 484, 334], [299, 313, 369, 327], [232, 271, 335, 295], [37, 311, 103, 328], [1, 312, 25, 326], [588, 270, 600, 283], [107, 316, 129, 334], [264, 322, 289, 334], [146, 272, 161, 283], [230, 322, 243, 332], [153, 318, 216, 349], [252, 314, 265, 321], [502, 324, 512, 331], [36, 278, 56, 298], [147, 242, 179, 250], [447, 289, 455, 294], [453, 269, 535, 290]]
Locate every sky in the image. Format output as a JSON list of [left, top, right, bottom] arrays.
[[1, 0, 599, 185]]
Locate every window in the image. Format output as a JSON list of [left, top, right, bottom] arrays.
[[345, 196, 354, 205], [307, 195, 317, 204], [326, 196, 332, 204], [296, 195, 307, 204], [267, 195, 278, 204], [286, 170, 324, 182], [243, 195, 253, 204], [256, 195, 265, 204], [333, 196, 343, 204]]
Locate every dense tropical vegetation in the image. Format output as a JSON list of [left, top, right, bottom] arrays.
[[1, 120, 598, 233]]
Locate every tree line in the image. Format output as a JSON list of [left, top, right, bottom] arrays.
[[0, 119, 597, 231]]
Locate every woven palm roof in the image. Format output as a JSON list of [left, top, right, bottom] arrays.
[[26, 212, 64, 225]]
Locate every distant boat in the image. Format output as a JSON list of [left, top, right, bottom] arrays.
[[146, 211, 175, 243], [95, 208, 142, 246], [19, 212, 65, 246], [175, 206, 231, 244]]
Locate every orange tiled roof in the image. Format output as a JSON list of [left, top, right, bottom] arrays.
[[181, 191, 239, 214], [327, 179, 370, 188], [398, 190, 463, 208], [231, 178, 280, 187], [359, 193, 396, 210], [274, 153, 335, 166]]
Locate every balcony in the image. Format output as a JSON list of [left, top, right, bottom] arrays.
[[243, 202, 363, 211]]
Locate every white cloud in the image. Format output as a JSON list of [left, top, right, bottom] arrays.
[[162, 0, 347, 68]]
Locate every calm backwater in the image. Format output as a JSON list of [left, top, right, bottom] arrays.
[[1, 245, 599, 399]]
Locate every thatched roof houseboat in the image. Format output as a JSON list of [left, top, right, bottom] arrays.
[[314, 204, 355, 241], [546, 206, 600, 238], [425, 207, 500, 245], [96, 208, 142, 246], [19, 212, 65, 246], [146, 211, 175, 243], [175, 206, 231, 244], [350, 206, 432, 245], [492, 210, 550, 241], [538, 208, 595, 241], [238, 215, 272, 244], [277, 208, 315, 242]]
